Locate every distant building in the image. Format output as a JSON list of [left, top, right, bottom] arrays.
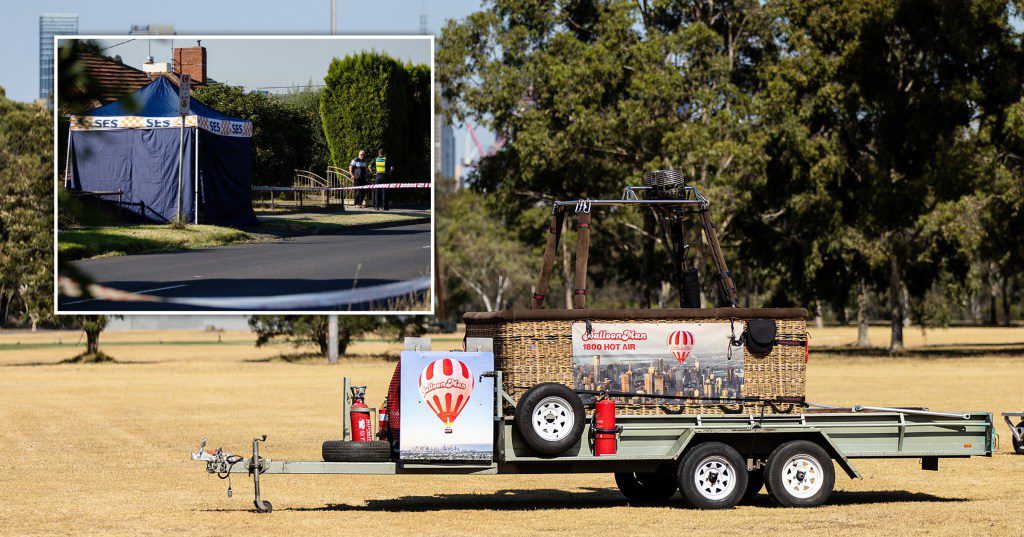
[[129, 24, 176, 35], [108, 315, 250, 331], [40, 13, 78, 102], [435, 93, 456, 180]]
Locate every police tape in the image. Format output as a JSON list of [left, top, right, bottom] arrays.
[[58, 275, 431, 310], [252, 183, 431, 192]]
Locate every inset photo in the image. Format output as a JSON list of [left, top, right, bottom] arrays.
[[54, 35, 434, 313]]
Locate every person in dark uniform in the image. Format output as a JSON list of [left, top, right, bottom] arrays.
[[349, 150, 369, 207], [372, 149, 393, 211]]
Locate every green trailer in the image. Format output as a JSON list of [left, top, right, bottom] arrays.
[[189, 339, 997, 513]]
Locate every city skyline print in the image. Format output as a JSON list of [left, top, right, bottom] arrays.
[[571, 322, 745, 404]]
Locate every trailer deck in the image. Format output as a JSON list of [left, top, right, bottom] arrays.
[[191, 386, 995, 512], [196, 409, 994, 475]]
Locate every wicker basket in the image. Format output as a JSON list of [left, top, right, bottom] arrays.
[[464, 307, 808, 415]]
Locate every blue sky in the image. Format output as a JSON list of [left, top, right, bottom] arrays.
[[0, 0, 493, 163], [75, 38, 431, 93]]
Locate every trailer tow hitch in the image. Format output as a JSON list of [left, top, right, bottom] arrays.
[[190, 435, 273, 513]]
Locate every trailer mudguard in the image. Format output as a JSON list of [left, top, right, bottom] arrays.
[[668, 429, 861, 479]]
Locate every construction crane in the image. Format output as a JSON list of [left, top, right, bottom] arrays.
[[461, 123, 506, 168]]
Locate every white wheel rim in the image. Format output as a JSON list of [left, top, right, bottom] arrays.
[[693, 456, 737, 501], [781, 455, 824, 499], [532, 396, 574, 441]]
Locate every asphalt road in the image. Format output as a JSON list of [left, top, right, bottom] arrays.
[[58, 222, 431, 312]]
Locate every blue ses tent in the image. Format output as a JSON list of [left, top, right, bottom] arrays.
[[68, 77, 259, 227]]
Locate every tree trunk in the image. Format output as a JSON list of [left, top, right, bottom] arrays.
[[889, 256, 905, 353], [856, 281, 870, 348], [1002, 275, 1012, 326], [814, 300, 825, 329], [338, 331, 352, 356], [561, 216, 573, 309], [988, 264, 999, 325], [658, 281, 671, 308], [86, 329, 100, 354], [901, 285, 911, 328], [638, 211, 655, 309]]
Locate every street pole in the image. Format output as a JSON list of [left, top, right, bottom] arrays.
[[176, 114, 184, 223], [194, 126, 199, 224], [328, 314, 339, 364], [331, 0, 336, 35]]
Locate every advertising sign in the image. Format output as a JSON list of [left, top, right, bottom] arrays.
[[571, 322, 745, 403], [399, 350, 494, 462]]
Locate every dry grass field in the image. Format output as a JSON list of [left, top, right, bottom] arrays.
[[1, 326, 1022, 536]]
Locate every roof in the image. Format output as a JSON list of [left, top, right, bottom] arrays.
[[82, 76, 239, 121], [72, 52, 207, 108]]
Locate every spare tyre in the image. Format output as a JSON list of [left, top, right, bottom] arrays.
[[514, 383, 585, 455], [322, 440, 392, 462]]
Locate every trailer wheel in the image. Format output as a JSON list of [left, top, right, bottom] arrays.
[[322, 440, 391, 462], [1013, 421, 1024, 455], [765, 440, 835, 507], [254, 500, 273, 513], [514, 383, 585, 455], [614, 471, 678, 502], [677, 442, 748, 509], [741, 469, 765, 503]]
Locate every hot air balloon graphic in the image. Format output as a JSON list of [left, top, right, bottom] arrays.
[[667, 330, 695, 363], [418, 358, 475, 434]]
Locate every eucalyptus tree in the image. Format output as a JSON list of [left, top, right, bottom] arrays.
[[439, 0, 778, 308]]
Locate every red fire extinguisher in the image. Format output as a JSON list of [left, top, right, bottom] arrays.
[[593, 397, 622, 456], [377, 397, 389, 440], [350, 386, 371, 442]]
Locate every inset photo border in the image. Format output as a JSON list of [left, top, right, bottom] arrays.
[[53, 35, 434, 314]]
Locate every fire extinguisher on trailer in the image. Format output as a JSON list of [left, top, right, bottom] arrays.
[[350, 386, 371, 442], [592, 395, 623, 456], [377, 397, 390, 440]]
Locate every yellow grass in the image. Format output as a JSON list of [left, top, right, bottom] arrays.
[[0, 326, 1022, 536]]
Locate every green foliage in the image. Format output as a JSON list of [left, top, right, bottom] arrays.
[[438, 0, 1024, 340], [249, 315, 383, 358], [52, 315, 118, 359], [192, 84, 315, 186], [0, 86, 53, 329], [438, 189, 536, 311], [319, 52, 431, 182], [278, 83, 331, 174]]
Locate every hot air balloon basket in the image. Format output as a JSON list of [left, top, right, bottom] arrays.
[[464, 314, 807, 415]]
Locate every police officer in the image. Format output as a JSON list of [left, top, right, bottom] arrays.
[[349, 150, 369, 207], [372, 149, 393, 211]]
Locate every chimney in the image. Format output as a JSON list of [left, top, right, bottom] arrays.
[[173, 45, 206, 84]]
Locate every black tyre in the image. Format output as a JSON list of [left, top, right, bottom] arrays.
[[741, 469, 765, 503], [322, 440, 392, 462], [254, 500, 273, 513], [677, 442, 748, 509], [514, 383, 586, 455], [765, 440, 835, 507], [615, 471, 678, 502], [1013, 421, 1024, 455]]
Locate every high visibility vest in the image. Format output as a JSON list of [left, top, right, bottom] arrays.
[[375, 157, 387, 175]]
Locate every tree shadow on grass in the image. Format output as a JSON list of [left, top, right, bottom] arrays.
[[825, 490, 966, 505], [741, 489, 966, 507], [244, 353, 397, 364], [815, 345, 1024, 358]]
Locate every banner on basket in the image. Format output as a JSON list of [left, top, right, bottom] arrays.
[[571, 322, 745, 402]]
